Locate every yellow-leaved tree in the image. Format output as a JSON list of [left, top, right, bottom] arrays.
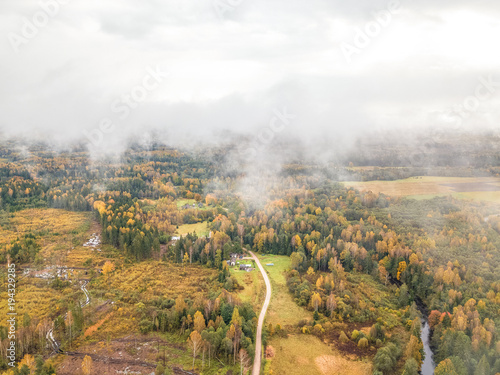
[[193, 311, 206, 333], [102, 261, 115, 281], [188, 330, 203, 370], [82, 355, 93, 375]]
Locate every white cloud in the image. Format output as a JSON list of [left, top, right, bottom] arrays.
[[0, 0, 499, 151]]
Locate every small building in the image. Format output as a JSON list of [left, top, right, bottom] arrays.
[[229, 253, 239, 264], [171, 236, 181, 242], [226, 259, 236, 266], [240, 264, 252, 271], [266, 263, 274, 266]]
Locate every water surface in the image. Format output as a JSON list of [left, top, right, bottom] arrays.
[[420, 320, 435, 374]]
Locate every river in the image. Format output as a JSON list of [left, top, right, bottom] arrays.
[[389, 276, 436, 374], [420, 319, 435, 374]]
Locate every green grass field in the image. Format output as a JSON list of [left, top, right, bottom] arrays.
[[231, 263, 265, 308], [256, 254, 311, 327], [175, 221, 210, 236]]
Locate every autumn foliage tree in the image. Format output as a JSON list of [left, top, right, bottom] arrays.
[[82, 355, 93, 375], [188, 330, 203, 370]]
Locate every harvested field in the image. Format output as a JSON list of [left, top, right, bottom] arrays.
[[344, 176, 500, 202]]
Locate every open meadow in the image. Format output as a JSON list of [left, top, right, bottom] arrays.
[[344, 176, 500, 203], [175, 221, 210, 237]]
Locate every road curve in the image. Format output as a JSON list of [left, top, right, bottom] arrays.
[[249, 251, 271, 375]]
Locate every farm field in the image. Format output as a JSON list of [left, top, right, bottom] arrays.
[[344, 176, 500, 202]]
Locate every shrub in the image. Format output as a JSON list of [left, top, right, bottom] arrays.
[[323, 322, 333, 332], [339, 331, 349, 343], [313, 324, 324, 336], [297, 319, 308, 328], [358, 337, 369, 349], [139, 319, 152, 334], [351, 329, 360, 341], [155, 364, 165, 375]]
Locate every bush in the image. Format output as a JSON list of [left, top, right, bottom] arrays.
[[351, 330, 360, 341], [139, 319, 152, 334], [323, 322, 333, 332], [358, 337, 369, 349], [155, 364, 165, 375], [339, 331, 349, 343], [297, 319, 308, 328], [313, 324, 324, 336]]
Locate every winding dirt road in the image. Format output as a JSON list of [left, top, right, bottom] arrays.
[[249, 251, 271, 375]]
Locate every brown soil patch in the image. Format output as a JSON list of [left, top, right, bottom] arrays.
[[315, 355, 371, 375]]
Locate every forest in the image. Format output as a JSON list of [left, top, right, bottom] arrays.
[[0, 138, 499, 375]]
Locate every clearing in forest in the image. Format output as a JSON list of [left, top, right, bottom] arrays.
[[344, 176, 500, 202]]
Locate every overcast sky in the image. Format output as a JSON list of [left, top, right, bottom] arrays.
[[1, 0, 499, 151]]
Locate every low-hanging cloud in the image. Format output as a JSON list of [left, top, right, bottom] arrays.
[[0, 0, 499, 159]]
